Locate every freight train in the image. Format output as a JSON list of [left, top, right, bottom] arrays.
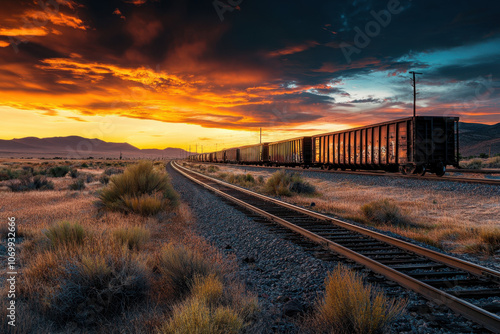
[[188, 116, 460, 177]]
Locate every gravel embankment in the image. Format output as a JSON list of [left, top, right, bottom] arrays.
[[167, 163, 487, 334], [195, 163, 500, 271]]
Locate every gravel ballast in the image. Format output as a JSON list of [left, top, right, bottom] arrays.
[[167, 163, 488, 333]]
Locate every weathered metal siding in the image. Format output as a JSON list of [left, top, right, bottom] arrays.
[[268, 137, 312, 165], [225, 148, 240, 163], [312, 117, 459, 169]]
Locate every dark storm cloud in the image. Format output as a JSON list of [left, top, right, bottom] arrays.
[[1, 0, 499, 129]]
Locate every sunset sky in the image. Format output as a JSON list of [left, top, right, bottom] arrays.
[[0, 0, 499, 151]]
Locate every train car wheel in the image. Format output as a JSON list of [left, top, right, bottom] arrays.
[[399, 166, 407, 175], [434, 163, 445, 177], [415, 165, 426, 176]]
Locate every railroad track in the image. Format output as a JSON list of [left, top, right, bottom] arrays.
[[171, 161, 500, 333], [188, 161, 500, 186]]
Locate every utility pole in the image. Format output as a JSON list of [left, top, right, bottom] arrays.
[[409, 71, 422, 118], [260, 128, 262, 144], [409, 71, 422, 165]]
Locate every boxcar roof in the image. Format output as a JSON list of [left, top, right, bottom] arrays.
[[311, 116, 459, 138]]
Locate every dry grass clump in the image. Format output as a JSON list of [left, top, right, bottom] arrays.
[[207, 165, 219, 173], [51, 254, 149, 326], [99, 160, 179, 216], [43, 221, 86, 249], [263, 170, 315, 196], [466, 228, 500, 255], [7, 174, 54, 192], [158, 274, 257, 334], [155, 243, 219, 300], [159, 297, 243, 334], [104, 167, 123, 176], [313, 264, 406, 334], [113, 226, 151, 250], [361, 199, 413, 227]]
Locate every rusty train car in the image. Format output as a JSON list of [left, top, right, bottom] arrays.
[[188, 116, 459, 176]]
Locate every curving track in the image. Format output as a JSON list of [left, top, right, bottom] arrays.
[[172, 161, 500, 333]]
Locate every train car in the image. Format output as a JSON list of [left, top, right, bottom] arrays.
[[268, 137, 312, 167], [225, 148, 240, 163], [311, 116, 459, 176], [239, 143, 269, 165], [215, 150, 225, 163]]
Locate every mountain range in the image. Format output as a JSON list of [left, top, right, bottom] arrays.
[[0, 121, 498, 159], [0, 136, 192, 159]]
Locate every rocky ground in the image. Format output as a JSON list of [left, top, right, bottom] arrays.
[[167, 163, 490, 334]]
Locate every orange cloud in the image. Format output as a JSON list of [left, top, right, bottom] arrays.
[[24, 10, 87, 30], [268, 41, 319, 57], [0, 27, 48, 36]]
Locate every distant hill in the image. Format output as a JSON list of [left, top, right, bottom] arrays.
[[459, 122, 500, 157], [0, 136, 193, 159]]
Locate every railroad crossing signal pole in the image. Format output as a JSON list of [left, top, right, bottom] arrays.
[[409, 71, 422, 166]]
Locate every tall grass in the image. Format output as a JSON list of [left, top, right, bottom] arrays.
[[263, 170, 315, 196], [361, 199, 412, 227], [99, 161, 179, 215], [44, 221, 86, 248], [158, 298, 243, 334], [156, 243, 218, 299], [113, 226, 151, 250], [314, 264, 406, 334]]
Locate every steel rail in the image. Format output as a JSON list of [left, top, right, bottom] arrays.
[[188, 161, 500, 186], [172, 161, 500, 333]]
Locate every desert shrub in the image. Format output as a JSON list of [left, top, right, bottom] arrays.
[[207, 165, 219, 173], [7, 175, 54, 192], [44, 221, 86, 248], [226, 173, 256, 188], [84, 173, 94, 183], [361, 199, 411, 227], [69, 168, 79, 178], [158, 298, 243, 334], [485, 156, 500, 168], [69, 178, 86, 191], [263, 170, 315, 196], [48, 165, 70, 177], [156, 243, 218, 299], [460, 158, 483, 169], [99, 174, 110, 184], [99, 161, 179, 215], [104, 167, 123, 176], [0, 168, 21, 181], [113, 227, 150, 250], [81, 162, 89, 168], [314, 264, 406, 334], [50, 255, 149, 326]]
